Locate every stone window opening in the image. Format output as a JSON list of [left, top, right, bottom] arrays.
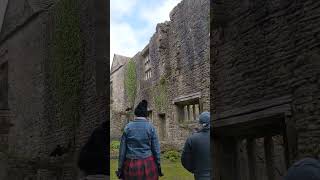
[[144, 55, 150, 65], [173, 93, 202, 123], [145, 69, 152, 80], [182, 104, 200, 122], [158, 113, 166, 141], [148, 110, 153, 122], [144, 53, 152, 80]]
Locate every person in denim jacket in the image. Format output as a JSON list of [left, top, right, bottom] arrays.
[[116, 100, 163, 180]]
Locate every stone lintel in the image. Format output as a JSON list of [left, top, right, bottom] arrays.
[[173, 92, 201, 105], [215, 95, 292, 121]]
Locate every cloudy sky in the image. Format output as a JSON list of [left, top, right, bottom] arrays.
[[110, 0, 182, 68]]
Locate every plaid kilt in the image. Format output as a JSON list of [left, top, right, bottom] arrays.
[[123, 156, 158, 180]]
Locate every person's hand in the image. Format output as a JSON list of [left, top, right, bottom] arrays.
[[116, 169, 123, 179], [158, 166, 164, 177]]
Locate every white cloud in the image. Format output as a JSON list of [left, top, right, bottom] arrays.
[[110, 0, 137, 19], [110, 21, 142, 62], [110, 0, 182, 69], [140, 0, 181, 25]]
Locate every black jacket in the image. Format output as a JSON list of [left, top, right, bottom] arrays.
[[181, 127, 211, 179], [285, 158, 320, 180], [78, 121, 109, 175]]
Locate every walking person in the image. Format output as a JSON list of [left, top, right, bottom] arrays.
[[116, 100, 163, 180], [285, 157, 320, 180], [78, 121, 109, 180], [181, 112, 212, 180]]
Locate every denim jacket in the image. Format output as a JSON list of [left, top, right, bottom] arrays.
[[118, 117, 161, 170]]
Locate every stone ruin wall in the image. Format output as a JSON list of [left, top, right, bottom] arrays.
[[131, 0, 210, 149], [110, 55, 130, 140], [212, 0, 320, 159], [212, 0, 320, 179], [0, 1, 50, 178], [0, 0, 109, 179]]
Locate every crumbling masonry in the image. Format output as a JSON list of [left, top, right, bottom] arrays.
[[111, 0, 210, 150]]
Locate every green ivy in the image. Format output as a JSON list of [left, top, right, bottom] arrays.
[[51, 0, 81, 128], [153, 76, 168, 112], [124, 60, 137, 107]]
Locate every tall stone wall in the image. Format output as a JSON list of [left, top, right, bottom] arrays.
[[0, 0, 109, 179], [110, 55, 130, 140], [130, 0, 210, 149], [167, 0, 210, 111], [212, 0, 320, 179], [212, 0, 320, 157], [1, 0, 48, 163], [0, 1, 53, 178]]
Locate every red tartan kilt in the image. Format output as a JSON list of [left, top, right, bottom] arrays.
[[123, 156, 159, 180]]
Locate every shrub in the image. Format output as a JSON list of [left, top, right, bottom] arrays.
[[163, 150, 181, 162], [111, 141, 120, 150]]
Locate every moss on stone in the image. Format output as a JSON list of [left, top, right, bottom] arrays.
[[153, 76, 168, 112], [51, 0, 81, 128], [124, 60, 137, 107]]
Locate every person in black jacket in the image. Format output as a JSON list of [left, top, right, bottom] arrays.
[[181, 112, 212, 180], [78, 121, 109, 179], [284, 157, 320, 180]]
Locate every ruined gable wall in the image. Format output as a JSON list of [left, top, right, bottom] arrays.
[[110, 65, 127, 139], [212, 0, 320, 158], [111, 65, 127, 113]]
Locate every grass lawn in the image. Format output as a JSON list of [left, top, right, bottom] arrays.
[[110, 158, 194, 180]]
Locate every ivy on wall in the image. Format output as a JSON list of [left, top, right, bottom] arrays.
[[124, 60, 137, 108], [51, 0, 81, 128], [153, 76, 168, 112]]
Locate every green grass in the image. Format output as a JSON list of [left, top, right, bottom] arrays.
[[110, 158, 194, 180]]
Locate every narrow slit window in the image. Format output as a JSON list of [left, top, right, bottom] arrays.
[[144, 53, 152, 80]]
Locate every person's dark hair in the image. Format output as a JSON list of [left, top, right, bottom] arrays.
[[78, 121, 109, 175], [134, 100, 148, 117]]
